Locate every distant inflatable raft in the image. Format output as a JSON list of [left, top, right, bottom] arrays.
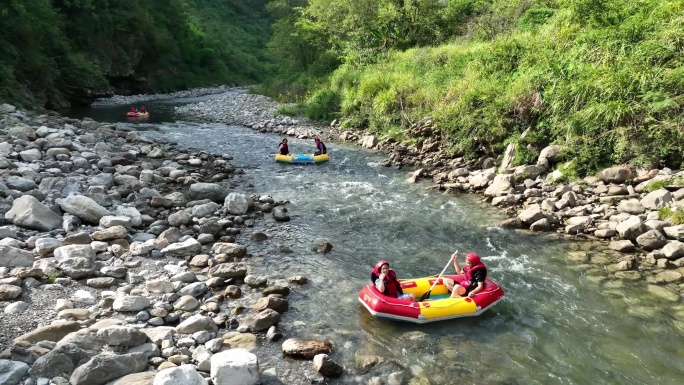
[[358, 274, 504, 323], [126, 112, 149, 118], [275, 153, 329, 164]]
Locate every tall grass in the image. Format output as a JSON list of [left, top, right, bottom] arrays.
[[305, 0, 684, 174]]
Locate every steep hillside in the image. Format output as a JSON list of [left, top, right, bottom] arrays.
[[0, 0, 274, 108], [265, 0, 684, 174]]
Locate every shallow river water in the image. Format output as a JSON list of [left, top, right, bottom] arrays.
[[67, 102, 684, 385]]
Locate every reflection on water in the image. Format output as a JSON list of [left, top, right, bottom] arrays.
[[68, 104, 684, 384]]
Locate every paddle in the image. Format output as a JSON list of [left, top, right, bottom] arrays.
[[419, 250, 457, 302]]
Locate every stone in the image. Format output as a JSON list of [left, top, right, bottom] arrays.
[[105, 371, 157, 385], [662, 241, 684, 260], [600, 165, 636, 183], [640, 189, 673, 210], [616, 216, 648, 240], [91, 226, 128, 241], [14, 321, 81, 344], [635, 230, 668, 250], [161, 238, 202, 258], [282, 338, 333, 359], [0, 245, 34, 268], [313, 354, 343, 377], [0, 284, 22, 300], [609, 240, 635, 252], [484, 174, 514, 197], [176, 315, 218, 334], [664, 225, 684, 241], [69, 352, 147, 385], [60, 195, 110, 224], [187, 183, 227, 203], [0, 359, 29, 385], [153, 366, 207, 385], [211, 349, 259, 385], [5, 195, 62, 231], [224, 193, 251, 215], [113, 296, 150, 312], [96, 326, 148, 347], [211, 243, 247, 258]]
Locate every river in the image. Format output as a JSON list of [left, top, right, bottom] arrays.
[[63, 98, 684, 385]]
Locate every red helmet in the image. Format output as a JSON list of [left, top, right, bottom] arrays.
[[371, 260, 390, 282], [375, 260, 389, 271], [466, 253, 481, 265]]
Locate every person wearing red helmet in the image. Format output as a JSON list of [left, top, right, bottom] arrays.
[[371, 260, 416, 301], [443, 251, 488, 298]]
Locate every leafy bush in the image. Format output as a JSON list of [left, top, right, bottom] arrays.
[[266, 0, 684, 176], [305, 89, 340, 122]]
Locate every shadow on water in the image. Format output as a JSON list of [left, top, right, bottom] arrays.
[[69, 102, 684, 385]]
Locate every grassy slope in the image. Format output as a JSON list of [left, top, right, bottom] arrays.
[[312, 1, 684, 174]]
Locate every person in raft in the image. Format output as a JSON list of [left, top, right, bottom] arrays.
[[371, 260, 416, 301], [442, 252, 487, 298], [140, 106, 147, 113], [314, 137, 327, 156], [129, 107, 138, 114], [279, 138, 289, 155]]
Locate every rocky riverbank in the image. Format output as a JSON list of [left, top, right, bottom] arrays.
[[90, 86, 239, 106], [0, 104, 358, 385], [176, 89, 684, 285]]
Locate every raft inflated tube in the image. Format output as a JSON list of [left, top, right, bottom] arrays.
[[126, 112, 149, 117], [275, 153, 329, 164], [358, 274, 504, 323]]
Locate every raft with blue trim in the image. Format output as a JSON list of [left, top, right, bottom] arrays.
[[358, 274, 504, 323], [275, 153, 329, 164]]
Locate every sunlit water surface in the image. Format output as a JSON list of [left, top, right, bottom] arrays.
[[65, 105, 684, 384]]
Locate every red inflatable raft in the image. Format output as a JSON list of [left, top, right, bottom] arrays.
[[359, 274, 504, 323]]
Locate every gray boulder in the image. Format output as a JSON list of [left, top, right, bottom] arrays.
[[0, 245, 34, 268], [60, 195, 110, 224], [187, 183, 227, 203], [70, 352, 147, 385], [0, 359, 29, 385], [5, 196, 62, 231]]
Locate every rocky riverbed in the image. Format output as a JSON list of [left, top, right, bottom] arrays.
[[176, 89, 684, 284], [0, 104, 358, 385]]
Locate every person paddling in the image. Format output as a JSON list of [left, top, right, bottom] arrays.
[[279, 138, 289, 155], [371, 260, 415, 301], [442, 252, 487, 298], [314, 137, 327, 156]]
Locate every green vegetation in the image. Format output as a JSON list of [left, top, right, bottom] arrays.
[[647, 176, 684, 192], [46, 272, 58, 284], [264, 0, 684, 175], [658, 207, 684, 226], [0, 0, 274, 108]]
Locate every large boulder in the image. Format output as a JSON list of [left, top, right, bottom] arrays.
[[60, 195, 110, 224], [224, 193, 251, 215], [0, 245, 34, 268], [211, 349, 259, 385], [281, 338, 333, 359], [616, 216, 648, 240], [187, 183, 227, 203], [69, 352, 147, 385], [640, 189, 673, 210], [0, 359, 29, 385], [538, 145, 563, 163], [154, 366, 207, 385], [5, 176, 37, 191], [484, 174, 514, 197], [600, 165, 636, 183]]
